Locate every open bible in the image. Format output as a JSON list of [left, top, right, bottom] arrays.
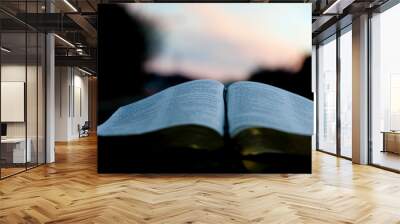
[[98, 80, 313, 173]]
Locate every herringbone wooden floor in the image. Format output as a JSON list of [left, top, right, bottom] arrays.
[[1, 136, 400, 224]]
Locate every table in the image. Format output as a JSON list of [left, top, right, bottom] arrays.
[[382, 131, 400, 154]]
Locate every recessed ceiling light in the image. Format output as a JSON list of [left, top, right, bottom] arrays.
[[1, 47, 11, 53], [77, 67, 93, 76], [54, 34, 75, 48], [63, 0, 78, 12]]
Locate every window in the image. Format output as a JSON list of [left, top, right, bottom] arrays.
[[370, 3, 400, 171], [317, 36, 337, 154], [339, 28, 352, 158]]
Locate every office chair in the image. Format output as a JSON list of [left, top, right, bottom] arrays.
[[78, 121, 90, 138]]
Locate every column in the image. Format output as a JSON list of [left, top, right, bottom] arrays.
[[352, 14, 369, 164]]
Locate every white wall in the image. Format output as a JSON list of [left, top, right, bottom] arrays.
[[55, 67, 70, 141], [72, 73, 89, 137], [55, 67, 89, 141]]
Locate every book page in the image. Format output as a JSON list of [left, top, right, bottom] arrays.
[[98, 80, 225, 136], [227, 81, 313, 137]]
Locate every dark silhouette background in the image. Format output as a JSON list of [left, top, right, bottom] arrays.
[[98, 4, 151, 124], [249, 56, 312, 100]]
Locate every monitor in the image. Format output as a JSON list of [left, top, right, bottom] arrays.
[[1, 123, 7, 137]]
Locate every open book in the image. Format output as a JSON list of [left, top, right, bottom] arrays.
[[98, 80, 313, 173]]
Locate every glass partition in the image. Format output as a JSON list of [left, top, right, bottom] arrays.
[[0, 1, 46, 179], [0, 31, 28, 177]]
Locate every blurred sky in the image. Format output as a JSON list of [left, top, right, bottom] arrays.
[[124, 3, 311, 81]]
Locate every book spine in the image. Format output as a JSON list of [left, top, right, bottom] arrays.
[[223, 86, 229, 138]]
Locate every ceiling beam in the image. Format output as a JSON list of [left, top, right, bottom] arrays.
[[67, 13, 97, 46], [55, 55, 96, 71]]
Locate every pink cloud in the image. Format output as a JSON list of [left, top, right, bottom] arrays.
[[129, 4, 308, 81], [184, 4, 304, 71]]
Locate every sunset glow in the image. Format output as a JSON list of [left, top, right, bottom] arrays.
[[124, 3, 311, 81]]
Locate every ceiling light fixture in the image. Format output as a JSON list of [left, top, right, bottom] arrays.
[[78, 67, 93, 76], [54, 34, 75, 48], [1, 47, 11, 53], [76, 48, 85, 56], [322, 0, 340, 14], [63, 0, 78, 12], [322, 0, 355, 15]]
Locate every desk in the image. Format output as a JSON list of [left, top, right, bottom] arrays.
[[382, 131, 400, 154], [1, 138, 32, 163]]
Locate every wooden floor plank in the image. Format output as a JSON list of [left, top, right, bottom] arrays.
[[0, 135, 400, 223]]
